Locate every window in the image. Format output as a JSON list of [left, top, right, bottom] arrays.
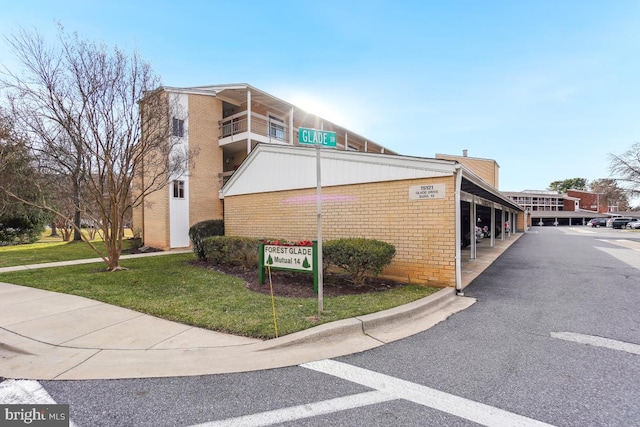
[[172, 180, 185, 199], [172, 117, 185, 137], [268, 114, 285, 140]]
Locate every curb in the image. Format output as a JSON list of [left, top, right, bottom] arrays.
[[358, 287, 456, 333], [256, 287, 457, 351]]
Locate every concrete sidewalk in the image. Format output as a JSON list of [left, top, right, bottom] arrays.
[[0, 235, 521, 380]]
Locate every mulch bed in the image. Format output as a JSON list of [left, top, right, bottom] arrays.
[[192, 261, 405, 298]]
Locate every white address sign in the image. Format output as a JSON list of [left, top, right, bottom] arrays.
[[409, 184, 446, 200]]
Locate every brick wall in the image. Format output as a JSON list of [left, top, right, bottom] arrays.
[[563, 199, 575, 211], [136, 93, 227, 250], [225, 176, 457, 287], [517, 211, 527, 230], [436, 154, 499, 188], [188, 95, 225, 225], [141, 182, 170, 249], [133, 92, 171, 249], [567, 190, 605, 213]]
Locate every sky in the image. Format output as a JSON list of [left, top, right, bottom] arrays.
[[1, 0, 639, 193]]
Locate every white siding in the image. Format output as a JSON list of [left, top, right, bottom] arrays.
[[223, 145, 456, 197], [169, 93, 190, 248]]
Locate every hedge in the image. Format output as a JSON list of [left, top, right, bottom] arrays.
[[202, 236, 260, 269], [323, 238, 396, 286], [188, 219, 224, 260]]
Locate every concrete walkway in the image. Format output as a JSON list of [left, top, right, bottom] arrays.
[[0, 235, 521, 380]]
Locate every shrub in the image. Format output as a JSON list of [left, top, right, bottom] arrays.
[[203, 236, 260, 269], [189, 219, 225, 260], [323, 238, 396, 286], [0, 212, 48, 246]]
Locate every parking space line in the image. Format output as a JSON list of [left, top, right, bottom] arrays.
[[189, 390, 396, 427], [302, 359, 555, 427], [551, 332, 640, 356]]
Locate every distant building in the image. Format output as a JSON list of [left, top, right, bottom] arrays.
[[503, 189, 613, 226], [566, 189, 608, 213]]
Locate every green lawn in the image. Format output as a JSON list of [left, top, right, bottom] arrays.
[[0, 250, 438, 338], [0, 241, 108, 267], [0, 230, 137, 268]]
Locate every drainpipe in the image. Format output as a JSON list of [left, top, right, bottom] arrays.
[[454, 164, 463, 296]]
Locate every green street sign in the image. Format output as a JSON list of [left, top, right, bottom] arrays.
[[298, 127, 337, 147]]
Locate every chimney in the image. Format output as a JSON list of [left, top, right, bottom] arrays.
[[462, 149, 468, 157]]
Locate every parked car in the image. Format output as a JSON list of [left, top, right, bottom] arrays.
[[588, 218, 608, 228], [626, 219, 640, 229], [611, 217, 634, 229], [461, 225, 484, 249]]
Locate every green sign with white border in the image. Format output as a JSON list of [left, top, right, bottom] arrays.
[[298, 127, 337, 147], [258, 241, 319, 293]]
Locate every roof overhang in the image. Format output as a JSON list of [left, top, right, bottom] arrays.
[[459, 168, 524, 212], [162, 84, 396, 154], [527, 211, 608, 218], [221, 144, 524, 214]]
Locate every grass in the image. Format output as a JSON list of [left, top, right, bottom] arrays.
[[0, 248, 439, 338], [0, 229, 136, 268]]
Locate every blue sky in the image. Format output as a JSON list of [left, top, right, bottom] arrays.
[[1, 1, 639, 193]]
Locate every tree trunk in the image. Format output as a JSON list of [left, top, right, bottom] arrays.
[[73, 178, 82, 241], [49, 222, 58, 237], [105, 222, 125, 271]]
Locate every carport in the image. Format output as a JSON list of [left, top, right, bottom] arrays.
[[529, 211, 606, 227], [458, 173, 525, 259]]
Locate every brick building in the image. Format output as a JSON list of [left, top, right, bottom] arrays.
[[566, 189, 608, 213], [221, 144, 523, 289], [135, 83, 524, 289], [503, 189, 612, 226], [133, 84, 393, 250]]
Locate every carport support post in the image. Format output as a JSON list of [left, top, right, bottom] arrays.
[[454, 165, 463, 295], [490, 206, 496, 248], [501, 210, 506, 241], [470, 196, 477, 260]]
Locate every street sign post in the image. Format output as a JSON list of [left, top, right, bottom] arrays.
[[297, 127, 337, 314]]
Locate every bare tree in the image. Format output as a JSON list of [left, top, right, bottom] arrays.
[[609, 143, 640, 201], [589, 178, 630, 212], [0, 27, 191, 270]]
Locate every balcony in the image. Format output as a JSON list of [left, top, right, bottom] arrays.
[[219, 111, 290, 147]]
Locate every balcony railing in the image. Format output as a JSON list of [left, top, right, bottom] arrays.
[[219, 111, 289, 143]]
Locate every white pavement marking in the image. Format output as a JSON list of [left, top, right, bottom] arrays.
[[0, 380, 78, 426], [565, 228, 595, 234], [302, 360, 555, 427], [597, 238, 640, 251], [0, 380, 56, 404], [189, 391, 396, 427], [551, 332, 640, 355], [595, 246, 640, 270]]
